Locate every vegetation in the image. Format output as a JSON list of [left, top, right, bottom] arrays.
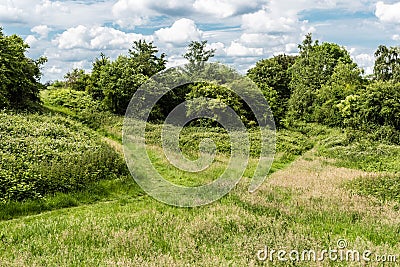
[[0, 27, 46, 109], [0, 111, 127, 203], [0, 28, 400, 266]]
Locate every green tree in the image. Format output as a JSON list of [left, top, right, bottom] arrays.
[[64, 68, 90, 91], [183, 40, 216, 70], [0, 27, 47, 108], [287, 34, 352, 122], [129, 40, 167, 77], [338, 81, 400, 135], [373, 45, 400, 82], [93, 40, 167, 115], [313, 61, 364, 126], [247, 54, 297, 126], [87, 53, 110, 100], [99, 55, 148, 114]]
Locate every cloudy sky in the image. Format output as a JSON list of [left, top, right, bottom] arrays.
[[1, 0, 400, 81]]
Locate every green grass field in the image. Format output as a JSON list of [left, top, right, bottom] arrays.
[[0, 98, 399, 266]]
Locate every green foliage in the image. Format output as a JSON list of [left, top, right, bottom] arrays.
[[64, 68, 90, 91], [247, 54, 297, 126], [287, 33, 353, 122], [347, 174, 400, 203], [185, 82, 246, 126], [86, 40, 166, 115], [313, 61, 365, 126], [129, 40, 167, 77], [374, 45, 400, 82], [0, 27, 46, 109], [99, 55, 149, 114], [0, 111, 127, 202], [338, 81, 400, 136], [44, 88, 101, 112], [86, 53, 110, 100], [183, 40, 215, 69]]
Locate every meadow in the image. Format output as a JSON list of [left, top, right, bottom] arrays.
[[0, 90, 399, 266]]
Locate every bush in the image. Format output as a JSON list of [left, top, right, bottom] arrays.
[[0, 111, 127, 202], [44, 88, 103, 112]]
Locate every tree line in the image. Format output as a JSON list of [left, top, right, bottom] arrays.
[[1, 27, 399, 141]]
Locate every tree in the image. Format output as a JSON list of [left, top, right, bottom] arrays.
[[91, 40, 167, 115], [87, 53, 110, 100], [247, 54, 297, 126], [129, 40, 167, 77], [287, 33, 353, 122], [373, 45, 400, 82], [64, 68, 89, 91], [313, 61, 364, 126], [183, 40, 216, 70], [0, 27, 47, 108], [338, 81, 400, 131], [99, 55, 148, 114]]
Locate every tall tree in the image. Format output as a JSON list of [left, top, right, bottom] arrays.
[[247, 54, 297, 126], [64, 68, 89, 91], [0, 27, 46, 108], [374, 45, 400, 82], [183, 40, 216, 70], [129, 40, 167, 77], [87, 53, 110, 100], [287, 33, 353, 122]]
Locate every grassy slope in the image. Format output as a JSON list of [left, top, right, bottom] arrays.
[[0, 103, 399, 266]]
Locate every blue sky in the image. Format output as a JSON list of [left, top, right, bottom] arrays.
[[1, 0, 400, 81]]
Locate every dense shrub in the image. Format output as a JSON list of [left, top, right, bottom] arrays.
[[44, 88, 102, 112], [0, 111, 127, 202]]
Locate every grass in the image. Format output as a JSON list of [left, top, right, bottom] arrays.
[[1, 166, 399, 266], [347, 174, 400, 204]]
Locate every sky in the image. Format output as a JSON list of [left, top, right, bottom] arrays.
[[1, 0, 400, 82]]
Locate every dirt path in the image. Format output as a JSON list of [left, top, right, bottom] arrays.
[[265, 151, 400, 225], [103, 137, 123, 155]]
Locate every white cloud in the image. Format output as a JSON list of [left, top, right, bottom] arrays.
[[25, 35, 38, 46], [351, 51, 375, 75], [112, 0, 151, 29], [89, 27, 152, 49], [48, 66, 62, 74], [207, 42, 225, 55], [240, 33, 288, 47], [285, 43, 298, 53], [31, 25, 51, 39], [225, 41, 263, 57], [155, 18, 202, 45], [375, 1, 400, 23], [55, 25, 90, 49], [242, 9, 301, 33], [166, 55, 188, 68], [193, 0, 261, 18], [35, 0, 70, 14], [0, 3, 24, 23], [54, 25, 151, 50], [393, 34, 400, 41]]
